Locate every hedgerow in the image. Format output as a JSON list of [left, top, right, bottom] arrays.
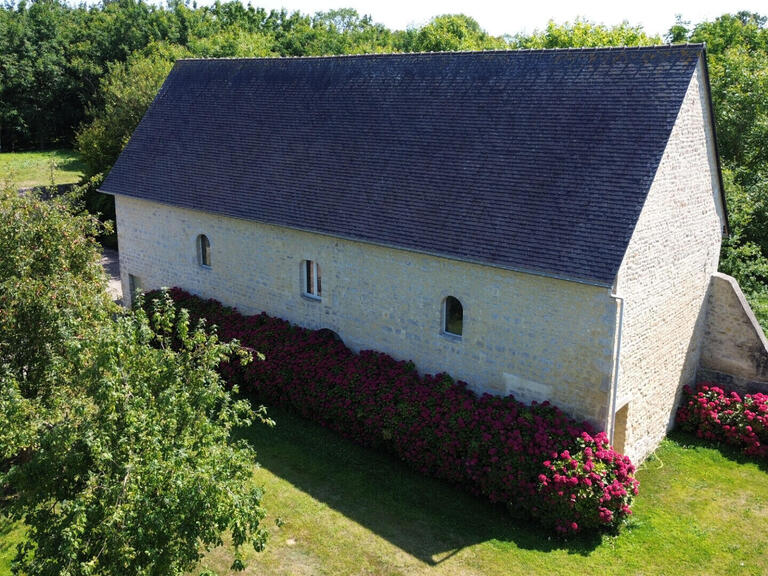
[[676, 382, 768, 458], [146, 288, 639, 534]]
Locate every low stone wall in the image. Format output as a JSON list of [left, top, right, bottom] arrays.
[[698, 272, 768, 394]]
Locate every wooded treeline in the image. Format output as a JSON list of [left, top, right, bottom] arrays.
[[1, 2, 767, 319], [0, 1, 663, 156]]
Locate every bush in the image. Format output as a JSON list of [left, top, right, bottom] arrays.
[[677, 382, 768, 458], [146, 288, 639, 534], [535, 433, 638, 533]]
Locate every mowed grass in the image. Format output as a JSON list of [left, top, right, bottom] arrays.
[[195, 405, 768, 576], [2, 406, 766, 576], [0, 149, 85, 188], [0, 515, 24, 571]]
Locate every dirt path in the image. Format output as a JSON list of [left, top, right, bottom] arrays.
[[101, 248, 122, 305]]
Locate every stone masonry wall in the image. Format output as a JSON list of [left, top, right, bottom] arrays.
[[614, 57, 727, 463], [698, 272, 768, 394], [115, 194, 618, 427]]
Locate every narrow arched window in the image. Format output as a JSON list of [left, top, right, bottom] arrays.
[[197, 234, 211, 267], [443, 296, 463, 337]]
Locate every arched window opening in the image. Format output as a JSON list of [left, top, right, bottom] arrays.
[[443, 296, 463, 337], [198, 234, 211, 267], [317, 328, 342, 343]]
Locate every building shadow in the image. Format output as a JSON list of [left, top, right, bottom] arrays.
[[664, 280, 768, 475], [237, 404, 606, 567], [667, 429, 768, 473]]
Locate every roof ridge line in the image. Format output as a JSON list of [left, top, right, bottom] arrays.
[[177, 43, 705, 62]]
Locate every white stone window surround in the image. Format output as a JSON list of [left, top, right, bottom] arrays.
[[302, 259, 322, 300], [197, 234, 212, 268]]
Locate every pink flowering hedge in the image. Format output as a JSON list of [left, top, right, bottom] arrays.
[[676, 382, 768, 458], [145, 288, 639, 534]]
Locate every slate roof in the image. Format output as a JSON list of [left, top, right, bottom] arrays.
[[101, 45, 712, 286]]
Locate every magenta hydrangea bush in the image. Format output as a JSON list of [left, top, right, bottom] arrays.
[[147, 288, 639, 534], [676, 382, 768, 458], [534, 432, 638, 533]]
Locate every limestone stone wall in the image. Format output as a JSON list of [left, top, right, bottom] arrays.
[[698, 272, 768, 393], [613, 57, 726, 462], [115, 194, 618, 426]]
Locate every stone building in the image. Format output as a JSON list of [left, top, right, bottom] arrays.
[[102, 45, 760, 462]]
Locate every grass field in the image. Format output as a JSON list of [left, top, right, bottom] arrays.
[[0, 515, 23, 572], [196, 406, 768, 576], [0, 149, 85, 188], [2, 405, 766, 576]]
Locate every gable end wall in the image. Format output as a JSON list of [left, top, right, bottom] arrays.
[[615, 57, 725, 462]]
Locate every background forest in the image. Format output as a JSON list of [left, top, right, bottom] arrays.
[[1, 1, 767, 326]]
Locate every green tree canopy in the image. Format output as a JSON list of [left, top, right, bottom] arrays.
[[0, 185, 111, 398], [674, 12, 768, 307], [76, 46, 185, 180], [408, 14, 507, 52], [0, 184, 272, 574], [514, 18, 661, 48], [2, 294, 269, 575]]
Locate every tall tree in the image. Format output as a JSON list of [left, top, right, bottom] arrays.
[[0, 183, 271, 574], [406, 14, 507, 52], [0, 0, 78, 149], [680, 12, 768, 314], [514, 18, 661, 48], [76, 47, 183, 179], [0, 185, 111, 397]]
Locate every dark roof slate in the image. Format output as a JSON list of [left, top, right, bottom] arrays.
[[101, 45, 706, 286]]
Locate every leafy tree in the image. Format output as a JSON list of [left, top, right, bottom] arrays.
[[0, 0, 80, 149], [2, 294, 270, 575], [677, 12, 768, 321], [76, 47, 182, 179], [310, 8, 393, 55], [688, 11, 767, 55], [408, 14, 507, 52], [0, 184, 111, 398], [666, 15, 691, 43], [717, 170, 768, 294], [690, 16, 768, 176], [0, 183, 271, 574], [188, 28, 273, 58], [79, 0, 172, 65], [514, 18, 661, 48], [266, 9, 317, 56]]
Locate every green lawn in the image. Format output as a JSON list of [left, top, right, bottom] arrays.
[[2, 406, 766, 576], [0, 149, 85, 188], [195, 406, 768, 576], [0, 515, 23, 572]]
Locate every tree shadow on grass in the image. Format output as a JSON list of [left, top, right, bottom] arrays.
[[236, 404, 606, 567], [50, 149, 86, 176], [0, 516, 14, 537], [666, 428, 768, 473], [0, 515, 22, 558]]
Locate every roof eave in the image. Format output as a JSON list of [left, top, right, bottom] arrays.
[[101, 189, 615, 289]]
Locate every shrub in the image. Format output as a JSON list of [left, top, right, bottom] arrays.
[[146, 288, 639, 534], [535, 432, 637, 533], [677, 382, 768, 458]]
